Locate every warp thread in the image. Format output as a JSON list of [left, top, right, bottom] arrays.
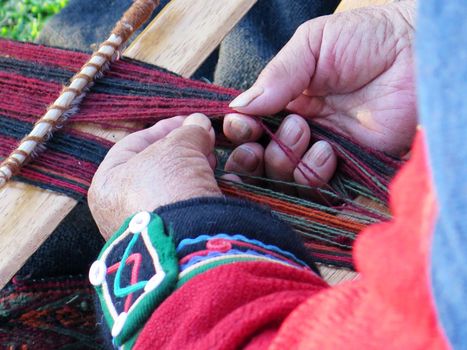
[[0, 39, 403, 269]]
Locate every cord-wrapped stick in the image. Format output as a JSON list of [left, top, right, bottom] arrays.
[[0, 0, 159, 188]]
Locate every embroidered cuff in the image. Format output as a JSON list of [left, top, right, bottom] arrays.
[[89, 212, 179, 348], [154, 197, 319, 274], [91, 197, 318, 348]]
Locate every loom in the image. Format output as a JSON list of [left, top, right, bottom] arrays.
[[0, 0, 397, 290], [0, 0, 403, 346]]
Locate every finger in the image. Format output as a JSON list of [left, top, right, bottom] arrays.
[[183, 112, 212, 130], [183, 113, 215, 149], [293, 140, 337, 198], [113, 116, 186, 155], [136, 113, 215, 167], [164, 122, 214, 157], [101, 116, 186, 170], [223, 113, 263, 144], [207, 153, 217, 170], [228, 18, 326, 116], [220, 173, 243, 183], [264, 115, 311, 183], [224, 143, 264, 183]]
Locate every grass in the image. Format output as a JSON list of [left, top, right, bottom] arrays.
[[0, 0, 68, 41]]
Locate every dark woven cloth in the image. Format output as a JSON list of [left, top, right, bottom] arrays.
[[16, 202, 105, 279], [0, 275, 103, 349], [214, 0, 340, 89], [16, 0, 339, 281]]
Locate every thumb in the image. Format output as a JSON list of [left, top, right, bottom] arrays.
[[157, 114, 222, 199], [165, 113, 216, 156], [229, 17, 326, 116]]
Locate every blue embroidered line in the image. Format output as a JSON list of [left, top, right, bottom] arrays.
[[176, 233, 308, 267], [180, 248, 295, 271]]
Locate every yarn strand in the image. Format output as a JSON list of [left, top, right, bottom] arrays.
[[0, 39, 403, 269]]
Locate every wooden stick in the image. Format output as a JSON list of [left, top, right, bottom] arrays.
[[124, 0, 257, 77], [0, 0, 257, 289], [319, 265, 359, 285], [336, 0, 395, 12]]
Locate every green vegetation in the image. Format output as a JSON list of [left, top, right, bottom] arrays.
[[0, 0, 68, 41]]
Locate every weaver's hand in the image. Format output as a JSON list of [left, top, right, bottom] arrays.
[[88, 114, 221, 239], [223, 1, 416, 191]]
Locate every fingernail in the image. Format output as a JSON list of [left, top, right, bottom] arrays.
[[308, 141, 332, 167], [229, 116, 252, 140], [279, 116, 302, 146], [232, 146, 259, 172], [229, 86, 264, 108], [220, 174, 243, 183]]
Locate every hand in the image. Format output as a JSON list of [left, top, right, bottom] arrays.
[[88, 114, 221, 239], [223, 1, 416, 192]]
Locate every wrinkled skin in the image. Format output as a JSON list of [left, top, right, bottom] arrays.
[[223, 1, 416, 191]]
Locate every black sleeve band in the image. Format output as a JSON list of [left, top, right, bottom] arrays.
[[154, 196, 319, 274]]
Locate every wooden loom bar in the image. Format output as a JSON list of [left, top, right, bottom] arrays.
[[0, 0, 257, 289], [0, 0, 160, 187], [336, 0, 395, 12]]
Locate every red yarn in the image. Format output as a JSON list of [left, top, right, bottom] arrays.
[[0, 39, 403, 269]]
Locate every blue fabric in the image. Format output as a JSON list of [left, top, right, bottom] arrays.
[[416, 1, 467, 347]]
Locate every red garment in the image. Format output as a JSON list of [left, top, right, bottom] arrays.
[[135, 132, 449, 350], [135, 263, 328, 349]]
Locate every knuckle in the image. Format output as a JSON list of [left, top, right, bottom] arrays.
[[295, 22, 311, 38], [153, 141, 175, 164], [269, 156, 291, 173]]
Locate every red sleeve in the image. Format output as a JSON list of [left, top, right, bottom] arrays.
[[134, 262, 327, 349]]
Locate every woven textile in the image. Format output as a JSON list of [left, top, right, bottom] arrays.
[[0, 276, 102, 349]]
